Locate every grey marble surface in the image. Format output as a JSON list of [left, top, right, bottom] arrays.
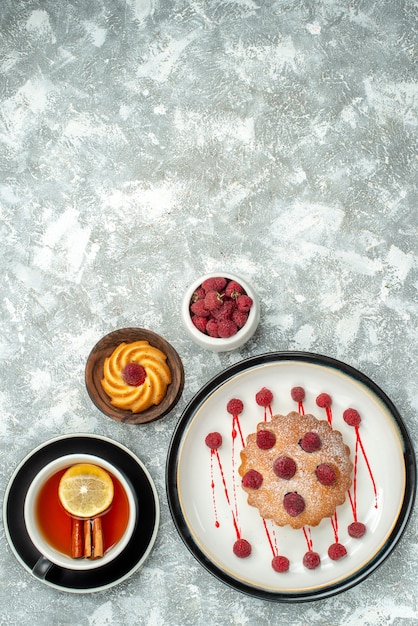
[[1, 0, 417, 624]]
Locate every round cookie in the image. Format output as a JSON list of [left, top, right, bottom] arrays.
[[101, 340, 172, 413], [238, 411, 352, 529]]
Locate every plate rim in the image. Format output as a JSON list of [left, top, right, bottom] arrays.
[[3, 433, 160, 594], [166, 350, 417, 602]]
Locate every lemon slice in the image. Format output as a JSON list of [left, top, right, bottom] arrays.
[[58, 463, 114, 518]]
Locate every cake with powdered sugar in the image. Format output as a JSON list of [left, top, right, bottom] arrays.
[[238, 411, 352, 529]]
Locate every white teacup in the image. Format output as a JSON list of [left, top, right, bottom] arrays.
[[24, 454, 137, 577]]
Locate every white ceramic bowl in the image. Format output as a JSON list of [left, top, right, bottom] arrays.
[[181, 272, 260, 352]]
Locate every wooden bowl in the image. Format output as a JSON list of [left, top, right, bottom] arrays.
[[85, 328, 184, 424]]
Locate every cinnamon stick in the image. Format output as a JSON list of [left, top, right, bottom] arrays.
[[71, 517, 104, 559], [71, 518, 84, 559], [84, 519, 92, 558], [91, 518, 104, 559]]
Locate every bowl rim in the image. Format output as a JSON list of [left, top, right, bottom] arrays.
[[85, 327, 184, 424]]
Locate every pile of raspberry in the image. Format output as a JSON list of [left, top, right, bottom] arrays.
[[190, 277, 253, 338]]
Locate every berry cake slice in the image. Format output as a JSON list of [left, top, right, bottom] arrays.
[[238, 412, 353, 529]]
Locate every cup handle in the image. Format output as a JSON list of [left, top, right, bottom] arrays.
[[32, 555, 53, 579]]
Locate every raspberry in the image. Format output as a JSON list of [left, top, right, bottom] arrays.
[[212, 299, 235, 320], [233, 538, 252, 558], [343, 408, 361, 427], [226, 398, 244, 415], [299, 432, 321, 453], [273, 456, 297, 480], [191, 315, 208, 333], [348, 521, 366, 538], [291, 386, 305, 402], [242, 469, 263, 489], [272, 555, 290, 573], [256, 429, 276, 449], [201, 277, 227, 293], [283, 492, 305, 517], [206, 319, 219, 337], [255, 387, 273, 407], [316, 393, 332, 408], [122, 363, 146, 386], [303, 551, 321, 570], [218, 319, 238, 338], [315, 463, 337, 485], [232, 309, 248, 328], [204, 290, 223, 311], [328, 543, 347, 560], [189, 277, 252, 340], [236, 294, 253, 312], [191, 287, 205, 302], [190, 299, 210, 317], [225, 280, 245, 299], [205, 432, 222, 449]]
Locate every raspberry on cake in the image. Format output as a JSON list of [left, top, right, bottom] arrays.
[[241, 469, 263, 489], [256, 429, 276, 449], [238, 411, 353, 529], [101, 340, 172, 413], [299, 431, 322, 453]]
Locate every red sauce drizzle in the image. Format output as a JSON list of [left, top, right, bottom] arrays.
[[209, 450, 220, 528], [231, 413, 245, 448], [345, 410, 378, 511], [330, 510, 339, 542], [348, 434, 360, 520], [231, 413, 244, 525], [303, 526, 314, 551], [263, 518, 278, 557], [298, 401, 305, 415], [326, 407, 332, 425], [356, 426, 378, 508], [213, 448, 241, 538]]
